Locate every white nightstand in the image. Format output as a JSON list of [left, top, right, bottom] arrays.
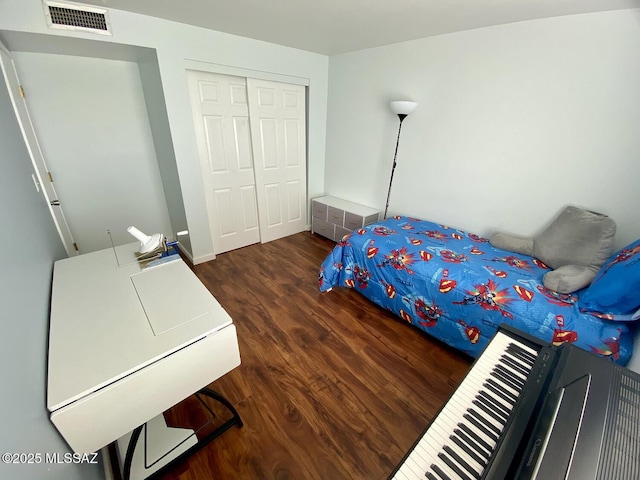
[[311, 196, 380, 242]]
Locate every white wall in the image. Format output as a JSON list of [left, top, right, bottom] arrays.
[[0, 0, 329, 263], [12, 51, 173, 253], [326, 9, 640, 249], [138, 53, 192, 254], [0, 69, 103, 480]]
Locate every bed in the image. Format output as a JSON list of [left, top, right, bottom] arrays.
[[318, 215, 636, 365]]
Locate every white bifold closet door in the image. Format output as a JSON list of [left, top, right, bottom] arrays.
[[188, 72, 260, 255], [187, 71, 307, 255], [247, 78, 307, 244]]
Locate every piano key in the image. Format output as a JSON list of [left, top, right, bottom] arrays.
[[506, 343, 536, 366], [417, 405, 489, 475], [483, 383, 515, 409], [438, 451, 475, 480], [463, 412, 499, 443], [459, 423, 494, 453], [452, 368, 515, 412], [430, 386, 503, 449], [439, 407, 499, 453], [472, 398, 507, 425], [467, 385, 520, 421], [426, 423, 484, 475], [454, 427, 491, 460], [441, 377, 517, 433], [484, 380, 517, 405], [402, 457, 426, 479], [394, 428, 440, 478], [390, 332, 540, 479], [429, 452, 462, 480], [498, 364, 528, 387], [470, 390, 513, 428], [450, 434, 487, 467], [393, 456, 422, 479], [430, 463, 452, 480], [431, 445, 478, 480], [438, 381, 505, 431], [500, 354, 530, 377], [502, 358, 533, 381], [467, 407, 501, 437], [391, 471, 411, 480], [500, 365, 528, 387], [489, 369, 523, 396], [419, 434, 459, 478], [495, 364, 525, 387], [503, 346, 534, 366], [426, 473, 439, 480], [511, 340, 538, 357], [477, 385, 512, 410], [443, 441, 483, 478], [491, 368, 521, 393], [478, 391, 510, 417], [446, 356, 520, 412], [428, 369, 503, 427]]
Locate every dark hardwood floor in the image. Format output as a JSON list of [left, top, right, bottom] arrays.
[[154, 231, 472, 479]]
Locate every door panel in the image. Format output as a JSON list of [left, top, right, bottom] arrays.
[[240, 186, 259, 228], [247, 79, 307, 243], [0, 41, 77, 256], [264, 183, 282, 227], [284, 120, 301, 166], [187, 71, 260, 254], [286, 180, 302, 220], [258, 119, 278, 168]]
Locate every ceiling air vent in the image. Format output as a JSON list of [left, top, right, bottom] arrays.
[[43, 1, 112, 35]]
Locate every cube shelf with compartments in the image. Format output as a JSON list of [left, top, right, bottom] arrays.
[[311, 196, 380, 242]]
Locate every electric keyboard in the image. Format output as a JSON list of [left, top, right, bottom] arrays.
[[389, 325, 640, 480]]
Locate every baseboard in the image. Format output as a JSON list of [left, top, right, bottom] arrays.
[[178, 244, 217, 265], [192, 251, 216, 265]]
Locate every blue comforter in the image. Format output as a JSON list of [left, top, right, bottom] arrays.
[[319, 216, 632, 365]]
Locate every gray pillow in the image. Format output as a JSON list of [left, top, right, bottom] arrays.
[[490, 206, 616, 293]]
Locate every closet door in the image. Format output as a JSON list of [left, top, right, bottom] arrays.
[[247, 79, 307, 243], [187, 71, 260, 254]]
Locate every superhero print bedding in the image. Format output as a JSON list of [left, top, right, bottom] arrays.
[[319, 216, 633, 365]]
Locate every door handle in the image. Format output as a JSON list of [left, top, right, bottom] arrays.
[[50, 200, 60, 206]]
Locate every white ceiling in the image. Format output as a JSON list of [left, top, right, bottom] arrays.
[[78, 0, 640, 55]]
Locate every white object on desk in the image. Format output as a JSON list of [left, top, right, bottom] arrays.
[[47, 242, 241, 456], [126, 225, 164, 254]]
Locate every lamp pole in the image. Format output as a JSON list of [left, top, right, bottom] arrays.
[[383, 113, 408, 220]]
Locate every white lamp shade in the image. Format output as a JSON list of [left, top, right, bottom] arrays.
[[127, 225, 164, 254], [390, 101, 418, 116]]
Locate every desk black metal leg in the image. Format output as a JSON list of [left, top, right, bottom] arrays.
[[123, 425, 144, 480], [198, 387, 244, 428], [121, 389, 242, 480]]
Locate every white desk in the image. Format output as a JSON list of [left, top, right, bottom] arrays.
[[47, 243, 241, 479]]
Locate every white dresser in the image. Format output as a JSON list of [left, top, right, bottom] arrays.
[[311, 196, 380, 242]]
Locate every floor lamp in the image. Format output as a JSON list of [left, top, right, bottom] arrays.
[[384, 100, 418, 219]]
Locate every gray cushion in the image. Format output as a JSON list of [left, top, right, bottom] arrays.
[[490, 206, 616, 294]]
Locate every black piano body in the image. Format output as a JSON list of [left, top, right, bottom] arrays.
[[389, 324, 640, 480]]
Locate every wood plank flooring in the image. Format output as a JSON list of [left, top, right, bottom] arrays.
[[153, 232, 472, 479]]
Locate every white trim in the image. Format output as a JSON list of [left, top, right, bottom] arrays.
[[192, 252, 216, 265], [178, 243, 216, 265], [184, 59, 310, 87]]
